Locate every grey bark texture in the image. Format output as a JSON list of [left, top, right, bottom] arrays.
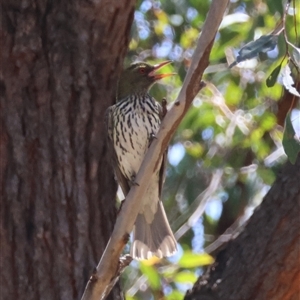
[[185, 155, 300, 300], [0, 0, 135, 299]]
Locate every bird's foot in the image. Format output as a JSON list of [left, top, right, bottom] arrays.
[[130, 175, 140, 186]]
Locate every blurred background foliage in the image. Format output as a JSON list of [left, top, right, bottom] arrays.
[[120, 0, 300, 299]]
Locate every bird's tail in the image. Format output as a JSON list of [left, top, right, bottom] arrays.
[[131, 202, 177, 260]]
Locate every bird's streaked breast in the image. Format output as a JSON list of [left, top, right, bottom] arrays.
[[113, 94, 161, 181]]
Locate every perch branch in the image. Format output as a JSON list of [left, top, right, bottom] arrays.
[[81, 0, 229, 299]]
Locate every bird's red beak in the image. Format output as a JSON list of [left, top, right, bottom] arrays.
[[148, 60, 175, 80]]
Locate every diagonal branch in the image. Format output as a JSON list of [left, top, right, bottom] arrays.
[[81, 0, 230, 299]]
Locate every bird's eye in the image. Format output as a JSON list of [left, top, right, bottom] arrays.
[[139, 68, 146, 74]]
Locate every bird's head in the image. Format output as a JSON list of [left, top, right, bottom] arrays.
[[117, 61, 174, 101]]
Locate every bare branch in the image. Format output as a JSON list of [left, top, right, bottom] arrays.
[[98, 255, 133, 299], [174, 169, 224, 241], [81, 0, 230, 299]]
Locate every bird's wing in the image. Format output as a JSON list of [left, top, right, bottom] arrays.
[[157, 101, 168, 198], [105, 105, 130, 196], [158, 150, 167, 198]]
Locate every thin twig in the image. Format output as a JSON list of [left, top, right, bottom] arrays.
[[204, 215, 248, 254], [174, 170, 223, 241]]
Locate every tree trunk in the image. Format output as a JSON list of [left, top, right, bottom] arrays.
[[0, 0, 135, 299], [185, 155, 300, 300]]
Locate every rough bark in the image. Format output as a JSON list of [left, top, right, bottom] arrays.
[[0, 0, 135, 299], [185, 155, 300, 300]]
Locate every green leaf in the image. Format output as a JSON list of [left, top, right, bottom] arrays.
[[266, 64, 282, 87], [124, 296, 137, 300], [282, 112, 300, 164], [174, 271, 197, 283], [166, 290, 184, 300], [225, 81, 243, 106], [185, 142, 204, 158], [229, 34, 278, 68], [259, 112, 277, 131], [178, 251, 214, 268], [180, 27, 199, 48], [257, 168, 276, 185], [139, 263, 161, 290]]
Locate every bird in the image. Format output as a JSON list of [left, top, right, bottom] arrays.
[[106, 61, 177, 260]]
